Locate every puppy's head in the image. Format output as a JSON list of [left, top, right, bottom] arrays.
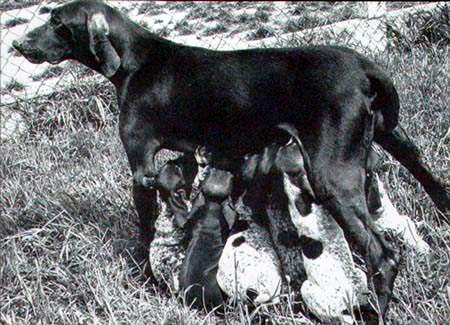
[[13, 0, 121, 77], [156, 162, 186, 194]]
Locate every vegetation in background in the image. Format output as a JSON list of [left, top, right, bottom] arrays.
[[0, 0, 39, 11], [174, 19, 194, 36], [203, 23, 228, 37]]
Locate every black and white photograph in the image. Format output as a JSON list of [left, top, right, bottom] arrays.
[[1, 1, 449, 324]]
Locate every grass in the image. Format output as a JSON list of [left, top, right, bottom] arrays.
[[31, 65, 65, 82], [387, 3, 450, 52], [0, 0, 65, 11], [374, 46, 450, 324], [1, 2, 449, 324], [137, 2, 165, 16], [247, 25, 276, 41], [287, 2, 362, 28]]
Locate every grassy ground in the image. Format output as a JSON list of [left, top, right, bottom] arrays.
[[1, 2, 449, 325], [1, 44, 449, 325]]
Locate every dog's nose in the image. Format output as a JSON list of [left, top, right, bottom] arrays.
[[12, 40, 22, 51], [142, 176, 156, 188]]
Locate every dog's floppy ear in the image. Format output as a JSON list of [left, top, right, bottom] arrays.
[[86, 11, 120, 77]]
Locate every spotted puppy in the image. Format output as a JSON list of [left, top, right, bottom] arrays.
[[192, 146, 284, 306], [148, 161, 188, 292], [217, 212, 283, 305], [278, 130, 369, 323], [371, 174, 430, 255]]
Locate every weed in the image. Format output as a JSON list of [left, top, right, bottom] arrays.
[[168, 2, 195, 12], [254, 7, 271, 23], [238, 12, 251, 24], [185, 5, 214, 20], [174, 19, 194, 36], [203, 23, 228, 37], [247, 25, 276, 40], [283, 15, 324, 33], [38, 5, 52, 14], [4, 17, 29, 28], [156, 26, 170, 38], [387, 2, 431, 11], [2, 79, 25, 93]]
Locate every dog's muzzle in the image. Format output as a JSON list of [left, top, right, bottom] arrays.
[[141, 176, 156, 188], [12, 38, 46, 64]]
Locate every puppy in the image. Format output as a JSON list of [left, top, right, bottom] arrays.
[[149, 161, 189, 291], [178, 167, 234, 311]]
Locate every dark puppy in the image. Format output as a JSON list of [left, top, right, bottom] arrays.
[[178, 168, 234, 311]]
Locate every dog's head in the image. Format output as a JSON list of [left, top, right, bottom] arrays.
[[13, 0, 121, 77]]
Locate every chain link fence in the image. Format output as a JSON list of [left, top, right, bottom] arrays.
[[1, 1, 449, 140]]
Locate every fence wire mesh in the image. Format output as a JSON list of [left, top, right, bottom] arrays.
[[1, 1, 449, 140]]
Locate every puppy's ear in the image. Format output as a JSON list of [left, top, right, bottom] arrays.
[[86, 12, 120, 77]]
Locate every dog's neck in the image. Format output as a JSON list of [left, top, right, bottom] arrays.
[[104, 13, 172, 89], [74, 9, 171, 92]]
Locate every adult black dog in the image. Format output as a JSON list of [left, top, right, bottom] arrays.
[[13, 0, 449, 318]]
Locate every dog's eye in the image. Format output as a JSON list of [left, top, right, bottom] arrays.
[[50, 15, 71, 39], [54, 24, 71, 39], [50, 15, 61, 26]]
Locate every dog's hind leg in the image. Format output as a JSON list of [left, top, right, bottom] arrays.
[[315, 165, 399, 323], [308, 99, 399, 322]]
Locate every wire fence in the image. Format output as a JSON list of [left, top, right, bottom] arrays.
[[1, 1, 449, 140]]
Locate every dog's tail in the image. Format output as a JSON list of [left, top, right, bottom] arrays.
[[376, 127, 450, 217], [366, 69, 449, 215]]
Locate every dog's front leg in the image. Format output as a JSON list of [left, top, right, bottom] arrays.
[[132, 181, 159, 281], [119, 110, 165, 281]]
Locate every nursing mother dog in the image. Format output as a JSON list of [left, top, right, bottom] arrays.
[[13, 0, 449, 321]]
